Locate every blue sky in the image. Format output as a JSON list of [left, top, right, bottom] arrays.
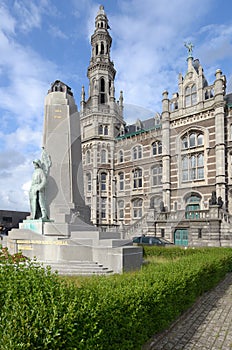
[[1, 0, 232, 212]]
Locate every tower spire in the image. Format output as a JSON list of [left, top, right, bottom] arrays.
[[86, 5, 116, 107]]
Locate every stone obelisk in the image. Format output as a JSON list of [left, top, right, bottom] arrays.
[[42, 80, 91, 234]]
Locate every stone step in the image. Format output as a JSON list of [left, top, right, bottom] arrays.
[[40, 260, 114, 276]]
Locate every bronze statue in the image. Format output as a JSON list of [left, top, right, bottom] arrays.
[[29, 148, 51, 220], [184, 42, 194, 57]]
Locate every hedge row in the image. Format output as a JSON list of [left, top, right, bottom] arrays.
[[0, 247, 232, 349]]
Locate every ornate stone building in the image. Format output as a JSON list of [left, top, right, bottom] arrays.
[[80, 5, 232, 247]]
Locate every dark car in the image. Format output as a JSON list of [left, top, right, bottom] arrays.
[[132, 235, 174, 246]]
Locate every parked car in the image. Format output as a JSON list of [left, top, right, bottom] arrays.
[[132, 235, 174, 246], [0, 226, 11, 236]]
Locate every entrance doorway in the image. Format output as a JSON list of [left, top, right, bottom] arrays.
[[174, 229, 188, 246]]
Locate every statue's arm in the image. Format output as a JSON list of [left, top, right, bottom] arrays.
[[37, 170, 47, 191]]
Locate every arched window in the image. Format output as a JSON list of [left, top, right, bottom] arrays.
[[152, 141, 162, 155], [182, 137, 188, 149], [118, 200, 124, 220], [96, 44, 98, 55], [132, 145, 142, 160], [133, 168, 142, 189], [104, 126, 108, 135], [86, 173, 91, 192], [185, 84, 197, 107], [197, 134, 203, 146], [189, 133, 196, 147], [150, 196, 162, 209], [185, 195, 201, 219], [86, 150, 91, 164], [100, 78, 105, 104], [118, 150, 124, 163], [99, 124, 103, 134], [181, 132, 204, 150], [181, 131, 204, 182], [152, 165, 162, 186], [132, 198, 143, 219], [100, 42, 104, 54], [118, 172, 124, 191], [101, 149, 107, 163]]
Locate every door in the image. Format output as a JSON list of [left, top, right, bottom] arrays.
[[185, 204, 200, 219], [174, 229, 188, 246]]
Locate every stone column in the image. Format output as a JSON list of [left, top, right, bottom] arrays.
[[162, 90, 171, 210]]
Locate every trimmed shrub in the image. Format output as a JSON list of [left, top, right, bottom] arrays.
[[0, 246, 231, 349]]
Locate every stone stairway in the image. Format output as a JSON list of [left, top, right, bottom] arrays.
[[40, 260, 114, 276]]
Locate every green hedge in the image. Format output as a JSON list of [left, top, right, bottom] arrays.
[[0, 247, 232, 349]]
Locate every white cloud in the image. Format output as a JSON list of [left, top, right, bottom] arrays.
[[109, 0, 226, 112], [0, 4, 16, 35], [0, 157, 32, 211], [13, 0, 42, 32], [48, 24, 69, 39]]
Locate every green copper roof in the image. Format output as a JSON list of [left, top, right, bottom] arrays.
[[116, 125, 161, 140]]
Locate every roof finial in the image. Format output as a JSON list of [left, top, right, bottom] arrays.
[[184, 42, 194, 58]]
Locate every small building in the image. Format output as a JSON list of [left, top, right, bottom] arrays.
[[0, 210, 30, 232]]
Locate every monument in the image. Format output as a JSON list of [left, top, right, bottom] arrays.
[[7, 80, 142, 274]]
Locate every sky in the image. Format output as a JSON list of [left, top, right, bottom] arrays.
[[1, 0, 232, 212]]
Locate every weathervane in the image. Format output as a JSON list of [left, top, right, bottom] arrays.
[[184, 42, 194, 58]]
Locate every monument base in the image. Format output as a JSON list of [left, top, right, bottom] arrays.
[[7, 224, 143, 274], [20, 217, 97, 237]]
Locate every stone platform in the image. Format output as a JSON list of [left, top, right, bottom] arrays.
[[7, 220, 143, 274]]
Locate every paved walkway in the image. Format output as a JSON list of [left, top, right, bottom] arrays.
[[143, 273, 232, 350]]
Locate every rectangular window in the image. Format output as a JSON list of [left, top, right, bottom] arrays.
[[198, 228, 202, 239], [101, 198, 106, 219], [161, 228, 165, 237], [3, 216, 12, 223]]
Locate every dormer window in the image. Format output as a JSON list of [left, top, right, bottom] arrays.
[[185, 84, 197, 107]]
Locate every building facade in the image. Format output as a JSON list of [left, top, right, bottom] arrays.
[[80, 5, 232, 247]]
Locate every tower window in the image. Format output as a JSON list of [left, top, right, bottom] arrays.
[[185, 84, 197, 107], [86, 173, 91, 192], [99, 124, 103, 134], [118, 150, 124, 163], [100, 42, 104, 54], [86, 150, 91, 164], [101, 149, 107, 163], [100, 78, 106, 104], [133, 168, 142, 189], [118, 172, 124, 191], [101, 197, 106, 219], [118, 200, 124, 220], [100, 173, 107, 191]]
